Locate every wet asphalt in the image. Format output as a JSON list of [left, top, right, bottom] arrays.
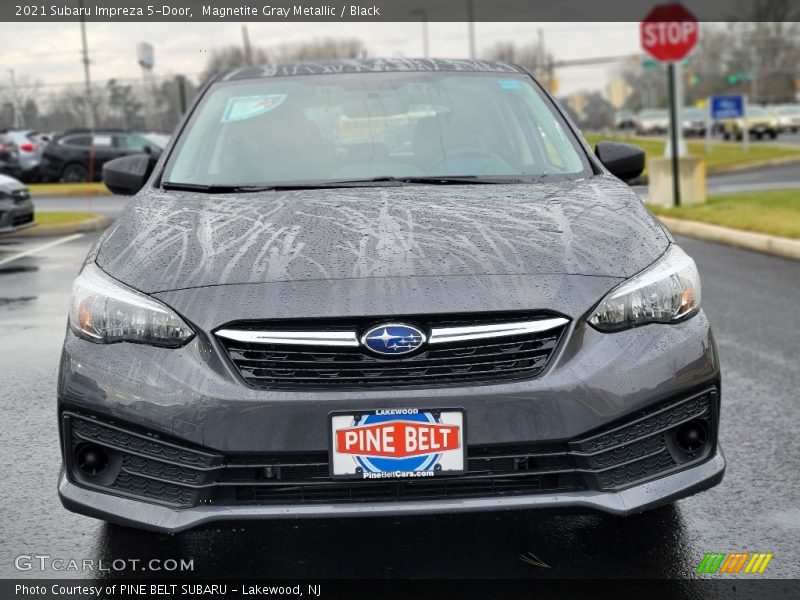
[[0, 229, 798, 581]]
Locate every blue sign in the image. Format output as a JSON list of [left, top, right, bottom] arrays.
[[710, 95, 745, 120]]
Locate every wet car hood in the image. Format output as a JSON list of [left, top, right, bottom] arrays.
[[96, 176, 669, 294]]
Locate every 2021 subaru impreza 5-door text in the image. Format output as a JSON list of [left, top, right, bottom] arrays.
[[58, 59, 723, 532]]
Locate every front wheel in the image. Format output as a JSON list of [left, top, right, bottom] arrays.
[[61, 163, 89, 183]]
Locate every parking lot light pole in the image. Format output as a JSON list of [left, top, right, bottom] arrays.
[[78, 0, 94, 130], [409, 9, 429, 58], [467, 0, 476, 59]]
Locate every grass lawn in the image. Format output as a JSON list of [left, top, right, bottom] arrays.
[[27, 182, 110, 197], [584, 133, 800, 175], [34, 211, 97, 226], [647, 189, 800, 239]]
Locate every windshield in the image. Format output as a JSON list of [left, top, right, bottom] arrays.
[[162, 71, 590, 188], [748, 107, 768, 116]]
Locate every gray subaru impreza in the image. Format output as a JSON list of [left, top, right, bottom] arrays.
[[58, 59, 723, 532]]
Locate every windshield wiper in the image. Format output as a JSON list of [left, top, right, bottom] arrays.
[[161, 176, 528, 194], [332, 176, 528, 186]]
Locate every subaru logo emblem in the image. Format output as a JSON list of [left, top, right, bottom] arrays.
[[361, 323, 426, 356]]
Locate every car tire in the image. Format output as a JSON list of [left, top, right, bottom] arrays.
[[769, 131, 777, 139], [754, 132, 763, 140], [723, 132, 730, 140], [61, 163, 89, 183], [735, 133, 743, 141]]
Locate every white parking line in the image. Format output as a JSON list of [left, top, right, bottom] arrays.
[[0, 233, 84, 267]]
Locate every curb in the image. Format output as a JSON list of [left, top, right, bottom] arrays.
[[706, 154, 800, 175], [2, 214, 110, 238], [658, 216, 800, 261], [27, 186, 111, 198]]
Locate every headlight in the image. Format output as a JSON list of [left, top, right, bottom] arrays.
[[69, 263, 194, 347], [588, 245, 701, 332]]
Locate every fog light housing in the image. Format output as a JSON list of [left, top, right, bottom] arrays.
[[75, 443, 109, 477], [674, 420, 709, 454]]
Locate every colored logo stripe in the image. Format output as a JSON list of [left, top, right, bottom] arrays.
[[697, 552, 773, 574], [745, 553, 773, 574]]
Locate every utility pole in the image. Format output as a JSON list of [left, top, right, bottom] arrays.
[[467, 0, 476, 59], [7, 69, 23, 128], [242, 25, 253, 65], [537, 28, 546, 86], [409, 9, 429, 58], [78, 0, 94, 129]]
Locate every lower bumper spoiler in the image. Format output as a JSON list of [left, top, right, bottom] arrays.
[[59, 446, 725, 533]]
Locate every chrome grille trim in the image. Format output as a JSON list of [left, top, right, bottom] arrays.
[[428, 317, 569, 344], [216, 329, 359, 347], [216, 317, 569, 348]]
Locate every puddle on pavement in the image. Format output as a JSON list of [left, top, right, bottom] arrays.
[[0, 296, 37, 306], [0, 265, 38, 275]]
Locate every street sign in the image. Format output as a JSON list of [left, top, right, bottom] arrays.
[[641, 4, 699, 62], [137, 41, 154, 69], [641, 3, 699, 208], [710, 95, 745, 120]]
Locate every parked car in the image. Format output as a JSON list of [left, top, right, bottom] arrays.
[[39, 129, 165, 183], [0, 129, 45, 182], [682, 107, 708, 137], [0, 133, 23, 180], [721, 105, 779, 140], [613, 109, 637, 131], [769, 104, 800, 133], [636, 109, 669, 134], [58, 59, 722, 532], [0, 173, 34, 233]]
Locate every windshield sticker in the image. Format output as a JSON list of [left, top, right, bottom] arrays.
[[498, 79, 521, 90], [221, 94, 287, 123]]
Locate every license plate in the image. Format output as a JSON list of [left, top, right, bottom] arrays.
[[329, 409, 465, 480]]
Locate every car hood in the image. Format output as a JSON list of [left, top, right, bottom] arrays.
[[0, 174, 26, 190], [96, 176, 669, 294]]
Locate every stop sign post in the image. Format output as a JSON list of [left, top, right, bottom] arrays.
[[641, 4, 699, 207]]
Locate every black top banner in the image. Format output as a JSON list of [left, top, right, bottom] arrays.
[[3, 0, 800, 22]]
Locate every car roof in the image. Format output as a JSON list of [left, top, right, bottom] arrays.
[[219, 58, 524, 82]]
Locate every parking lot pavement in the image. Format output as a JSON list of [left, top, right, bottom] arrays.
[[31, 194, 129, 218], [1, 232, 798, 581]]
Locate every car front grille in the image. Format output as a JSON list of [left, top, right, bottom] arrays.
[[61, 388, 718, 508], [215, 313, 569, 389], [12, 213, 33, 227]]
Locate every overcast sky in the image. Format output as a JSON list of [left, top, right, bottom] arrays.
[[1, 22, 641, 95]]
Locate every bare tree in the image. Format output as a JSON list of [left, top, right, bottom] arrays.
[[201, 38, 368, 83], [267, 38, 367, 63]]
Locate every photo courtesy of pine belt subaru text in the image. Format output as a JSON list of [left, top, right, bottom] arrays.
[[57, 58, 724, 532]]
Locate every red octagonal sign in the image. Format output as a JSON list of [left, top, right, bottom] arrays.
[[641, 3, 699, 62]]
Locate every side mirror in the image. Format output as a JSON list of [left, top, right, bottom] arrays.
[[594, 141, 645, 182], [103, 154, 155, 195]]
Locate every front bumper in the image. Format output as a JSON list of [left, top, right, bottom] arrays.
[[0, 199, 34, 233], [58, 305, 722, 531], [58, 447, 725, 533]]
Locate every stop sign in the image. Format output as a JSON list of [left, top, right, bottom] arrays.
[[641, 4, 698, 62]]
